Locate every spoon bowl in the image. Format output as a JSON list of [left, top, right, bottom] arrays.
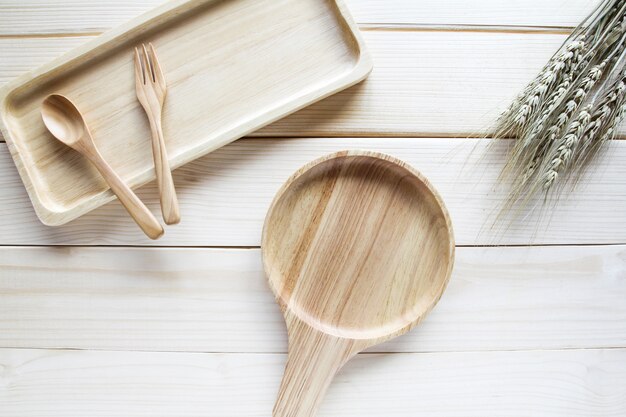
[[262, 151, 454, 417], [41, 94, 87, 149]]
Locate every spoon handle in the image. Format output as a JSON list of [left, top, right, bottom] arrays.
[[88, 149, 164, 240], [274, 322, 358, 417]]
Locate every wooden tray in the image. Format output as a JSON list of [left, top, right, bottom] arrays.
[[0, 0, 372, 226]]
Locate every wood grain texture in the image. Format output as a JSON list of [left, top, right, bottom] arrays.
[[256, 31, 568, 137], [350, 0, 600, 28], [4, 31, 625, 140], [0, 0, 371, 226], [1, 348, 624, 417], [1, 245, 624, 353], [1, 3, 624, 416], [262, 151, 454, 416], [0, 31, 567, 140], [0, 138, 624, 246], [0, 36, 90, 85], [0, 0, 601, 35]]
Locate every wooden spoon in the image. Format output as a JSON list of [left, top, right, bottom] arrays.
[[262, 151, 455, 417], [41, 94, 164, 240]]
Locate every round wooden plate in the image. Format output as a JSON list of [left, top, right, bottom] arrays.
[[262, 150, 455, 417]]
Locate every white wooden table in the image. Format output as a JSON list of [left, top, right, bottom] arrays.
[[1, 1, 625, 416]]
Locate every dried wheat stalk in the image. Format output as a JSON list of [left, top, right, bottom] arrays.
[[495, 0, 626, 212]]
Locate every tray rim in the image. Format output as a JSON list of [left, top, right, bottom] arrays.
[[0, 0, 373, 227]]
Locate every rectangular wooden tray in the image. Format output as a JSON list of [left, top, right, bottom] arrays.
[[0, 0, 372, 226]]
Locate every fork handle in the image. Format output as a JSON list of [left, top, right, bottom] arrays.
[[149, 118, 180, 225]]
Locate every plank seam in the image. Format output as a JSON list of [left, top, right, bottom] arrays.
[[0, 23, 575, 40], [358, 23, 573, 35], [0, 346, 624, 355], [1, 243, 625, 249]]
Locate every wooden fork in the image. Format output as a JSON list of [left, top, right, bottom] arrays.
[[135, 43, 180, 225]]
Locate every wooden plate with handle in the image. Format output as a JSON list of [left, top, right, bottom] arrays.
[[262, 151, 455, 417]]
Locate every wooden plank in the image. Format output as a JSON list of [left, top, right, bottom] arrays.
[[259, 31, 568, 138], [0, 0, 600, 35], [6, 31, 624, 139], [1, 245, 624, 353], [1, 348, 624, 417], [0, 31, 567, 139], [0, 138, 625, 246], [351, 0, 599, 29], [0, 36, 89, 84]]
